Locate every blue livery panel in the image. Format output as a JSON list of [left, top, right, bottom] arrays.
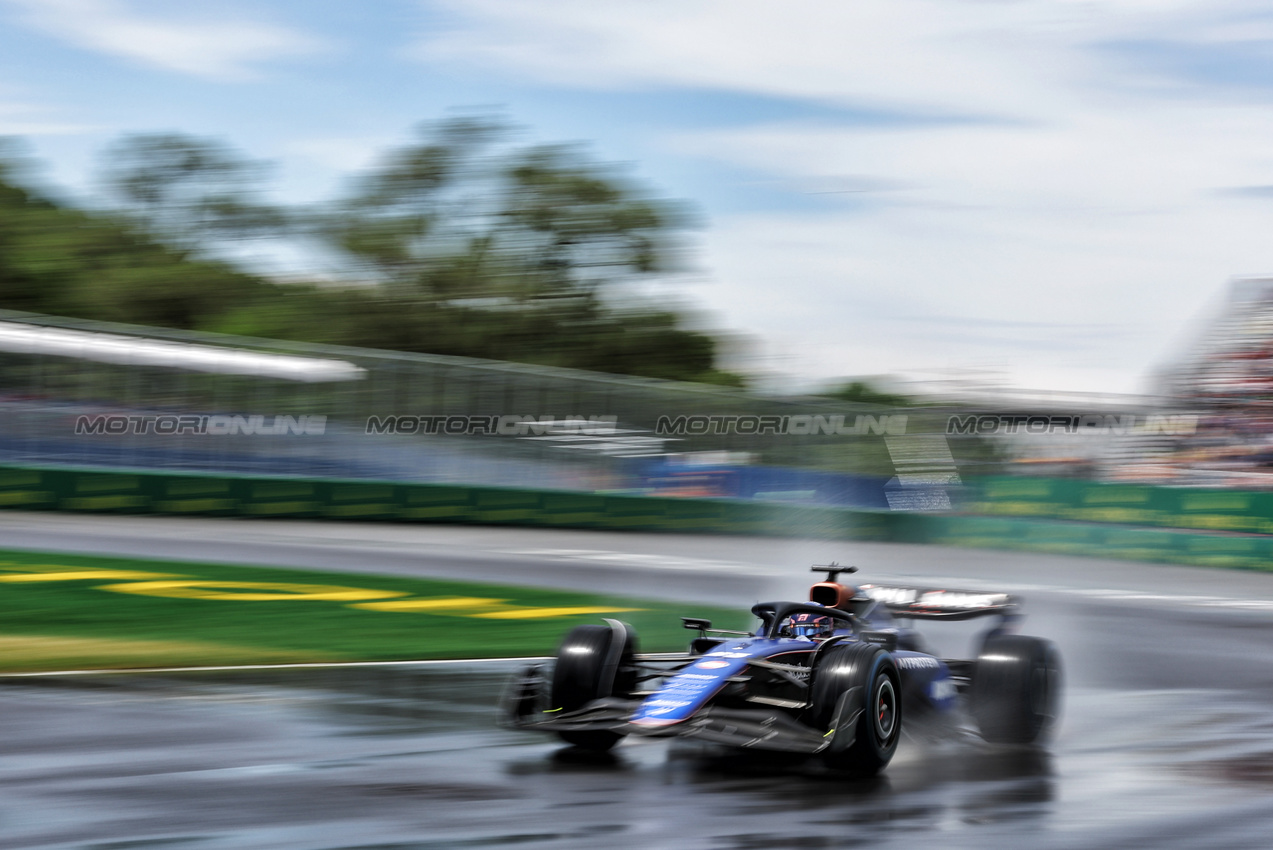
[[630, 639, 808, 727], [893, 650, 957, 711], [629, 640, 957, 729]]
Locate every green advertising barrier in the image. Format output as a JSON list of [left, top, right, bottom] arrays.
[[5, 465, 1273, 571], [0, 464, 895, 541], [897, 512, 1273, 571], [968, 476, 1273, 535]]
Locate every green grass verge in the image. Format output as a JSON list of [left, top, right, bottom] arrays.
[[0, 548, 752, 672]]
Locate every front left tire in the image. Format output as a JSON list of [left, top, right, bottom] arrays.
[[549, 621, 637, 751], [807, 641, 901, 777]]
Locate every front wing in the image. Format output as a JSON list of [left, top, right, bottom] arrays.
[[500, 663, 851, 754]]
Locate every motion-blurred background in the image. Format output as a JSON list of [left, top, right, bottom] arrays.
[[10, 5, 1273, 847], [7, 0, 1273, 653]]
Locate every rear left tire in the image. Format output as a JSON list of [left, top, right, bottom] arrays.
[[970, 634, 1061, 744]]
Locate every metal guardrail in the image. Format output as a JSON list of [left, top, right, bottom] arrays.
[[0, 310, 899, 498]]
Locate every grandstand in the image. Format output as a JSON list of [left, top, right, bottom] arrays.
[[1114, 278, 1273, 487]]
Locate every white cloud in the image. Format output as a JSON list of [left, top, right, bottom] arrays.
[[0, 97, 96, 135], [415, 1, 1273, 116], [408, 0, 1273, 392], [415, 0, 1046, 117], [677, 95, 1273, 391], [5, 0, 327, 80], [698, 196, 1273, 393]]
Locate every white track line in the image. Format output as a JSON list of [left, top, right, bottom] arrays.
[[0, 657, 552, 678]]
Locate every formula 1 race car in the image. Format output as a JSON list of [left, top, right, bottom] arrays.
[[501, 564, 1062, 777]]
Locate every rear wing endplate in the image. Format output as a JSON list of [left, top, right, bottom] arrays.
[[859, 584, 1019, 621]]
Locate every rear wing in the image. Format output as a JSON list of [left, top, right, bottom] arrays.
[[859, 584, 1020, 621]]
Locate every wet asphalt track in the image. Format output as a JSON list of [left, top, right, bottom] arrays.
[[3, 513, 1273, 848]]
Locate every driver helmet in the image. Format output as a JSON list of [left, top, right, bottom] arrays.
[[781, 604, 835, 639]]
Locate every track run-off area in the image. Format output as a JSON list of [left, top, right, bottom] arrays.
[[3, 511, 1273, 848]]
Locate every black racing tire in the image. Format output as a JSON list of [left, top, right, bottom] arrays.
[[970, 635, 1062, 745], [807, 642, 901, 777], [549, 623, 637, 751]]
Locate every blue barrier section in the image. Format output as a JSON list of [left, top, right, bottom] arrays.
[[635, 459, 891, 508]]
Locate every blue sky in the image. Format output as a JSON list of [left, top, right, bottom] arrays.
[[7, 0, 1273, 394]]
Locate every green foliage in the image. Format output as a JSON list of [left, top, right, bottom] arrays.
[[0, 175, 271, 328], [0, 121, 744, 386], [318, 119, 690, 311], [99, 133, 287, 249]]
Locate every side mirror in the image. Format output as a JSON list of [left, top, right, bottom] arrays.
[[682, 617, 712, 635]]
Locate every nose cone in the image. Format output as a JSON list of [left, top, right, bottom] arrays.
[[629, 646, 753, 727]]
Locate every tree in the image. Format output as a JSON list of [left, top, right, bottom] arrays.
[[0, 145, 290, 330], [301, 115, 732, 383], [98, 133, 286, 252], [320, 116, 688, 305], [34, 116, 746, 385], [497, 144, 676, 301]]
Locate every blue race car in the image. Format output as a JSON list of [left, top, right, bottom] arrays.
[[501, 564, 1062, 777]]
